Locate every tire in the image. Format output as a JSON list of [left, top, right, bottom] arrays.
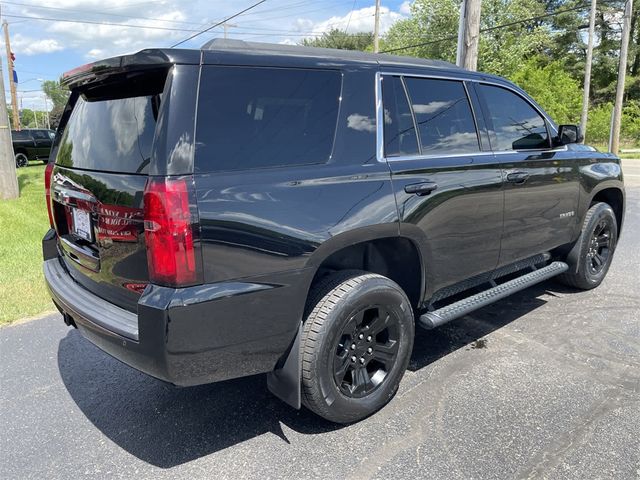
[[557, 202, 618, 290], [42, 159, 48, 164], [300, 270, 414, 423], [15, 152, 28, 168]]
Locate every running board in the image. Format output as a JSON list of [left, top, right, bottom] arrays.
[[419, 261, 568, 329]]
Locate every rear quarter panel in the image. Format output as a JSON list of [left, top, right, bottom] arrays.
[[193, 67, 398, 347]]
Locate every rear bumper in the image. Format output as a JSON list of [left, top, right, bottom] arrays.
[[43, 235, 310, 386]]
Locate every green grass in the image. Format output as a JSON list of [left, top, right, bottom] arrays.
[[0, 163, 55, 324]]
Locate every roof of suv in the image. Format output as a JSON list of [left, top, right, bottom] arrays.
[[200, 38, 460, 70], [61, 38, 506, 88]]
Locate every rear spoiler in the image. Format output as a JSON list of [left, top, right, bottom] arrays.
[[61, 49, 200, 89]]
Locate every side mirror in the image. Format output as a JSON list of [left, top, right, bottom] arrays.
[[557, 124, 583, 145]]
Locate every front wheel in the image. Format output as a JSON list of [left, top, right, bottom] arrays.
[[300, 271, 414, 423], [557, 202, 618, 290], [15, 152, 28, 168]]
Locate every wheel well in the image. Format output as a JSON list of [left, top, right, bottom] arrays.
[[14, 149, 27, 156], [592, 188, 624, 231], [308, 237, 422, 309]]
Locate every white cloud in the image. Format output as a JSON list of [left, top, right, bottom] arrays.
[[296, 6, 405, 37], [11, 34, 64, 56], [44, 9, 190, 58], [399, 1, 413, 15], [8, 0, 194, 59], [86, 49, 106, 60]]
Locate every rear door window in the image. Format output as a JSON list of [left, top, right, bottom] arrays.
[[382, 76, 419, 157], [55, 95, 159, 174], [12, 131, 29, 140], [32, 130, 48, 139], [404, 77, 480, 155], [478, 84, 550, 151], [195, 66, 341, 172]]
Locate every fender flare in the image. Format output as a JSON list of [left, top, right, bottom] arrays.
[[566, 184, 624, 274], [267, 225, 430, 409]]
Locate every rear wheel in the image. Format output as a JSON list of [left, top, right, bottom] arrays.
[[558, 202, 618, 290], [15, 152, 28, 168], [301, 271, 414, 423]]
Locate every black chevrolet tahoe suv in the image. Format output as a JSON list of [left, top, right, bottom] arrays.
[[12, 128, 55, 167], [43, 40, 625, 423]]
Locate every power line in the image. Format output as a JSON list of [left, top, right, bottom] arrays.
[[0, 11, 371, 39], [0, 1, 374, 43], [0, 1, 202, 26], [381, 2, 603, 54], [1, 13, 198, 32], [171, 0, 270, 47]]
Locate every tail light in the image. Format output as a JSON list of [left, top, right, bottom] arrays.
[[44, 162, 55, 227], [143, 176, 201, 287]]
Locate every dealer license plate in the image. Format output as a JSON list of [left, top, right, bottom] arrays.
[[72, 208, 93, 242]]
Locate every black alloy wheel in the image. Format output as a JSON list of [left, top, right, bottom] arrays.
[[300, 270, 414, 423], [586, 219, 612, 275], [557, 202, 618, 290], [333, 305, 400, 398], [15, 153, 28, 168]]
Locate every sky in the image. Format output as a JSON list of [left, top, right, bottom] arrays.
[[0, 0, 413, 110]]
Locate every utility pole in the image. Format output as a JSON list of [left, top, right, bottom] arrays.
[[0, 57, 19, 199], [3, 21, 19, 131], [373, 0, 381, 53], [43, 96, 50, 130], [222, 22, 237, 39], [610, 0, 633, 154], [580, 0, 597, 142], [456, 0, 482, 71]]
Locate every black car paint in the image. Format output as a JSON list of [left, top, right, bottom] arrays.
[[43, 45, 624, 399], [12, 129, 55, 160]]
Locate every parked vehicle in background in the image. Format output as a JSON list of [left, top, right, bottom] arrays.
[[12, 129, 56, 167], [42, 40, 624, 423]]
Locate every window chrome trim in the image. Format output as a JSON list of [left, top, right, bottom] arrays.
[[375, 70, 560, 163], [400, 75, 422, 155], [375, 71, 384, 163], [386, 151, 496, 162], [462, 80, 483, 151]]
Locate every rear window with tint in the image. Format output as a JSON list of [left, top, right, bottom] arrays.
[[404, 77, 480, 155], [195, 66, 341, 172], [55, 95, 158, 174], [12, 130, 29, 140]]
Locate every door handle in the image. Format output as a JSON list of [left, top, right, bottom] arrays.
[[404, 181, 438, 196], [506, 171, 530, 184]]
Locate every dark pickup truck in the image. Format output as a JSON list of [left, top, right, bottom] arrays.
[[42, 40, 624, 423], [12, 128, 55, 167]]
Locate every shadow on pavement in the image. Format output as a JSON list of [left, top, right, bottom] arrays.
[[57, 280, 567, 468]]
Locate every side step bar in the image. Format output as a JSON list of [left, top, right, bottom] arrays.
[[419, 261, 568, 329]]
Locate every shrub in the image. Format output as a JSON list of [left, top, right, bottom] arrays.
[[511, 58, 582, 124]]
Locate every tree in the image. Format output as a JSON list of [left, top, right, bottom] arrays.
[[382, 0, 552, 77], [301, 29, 374, 50], [49, 106, 64, 130], [19, 108, 35, 127], [42, 80, 70, 110], [382, 0, 459, 60], [511, 57, 582, 123]]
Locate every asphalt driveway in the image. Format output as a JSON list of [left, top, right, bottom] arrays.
[[1, 162, 639, 480]]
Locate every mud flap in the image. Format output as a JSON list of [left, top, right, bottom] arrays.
[[267, 322, 302, 409]]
